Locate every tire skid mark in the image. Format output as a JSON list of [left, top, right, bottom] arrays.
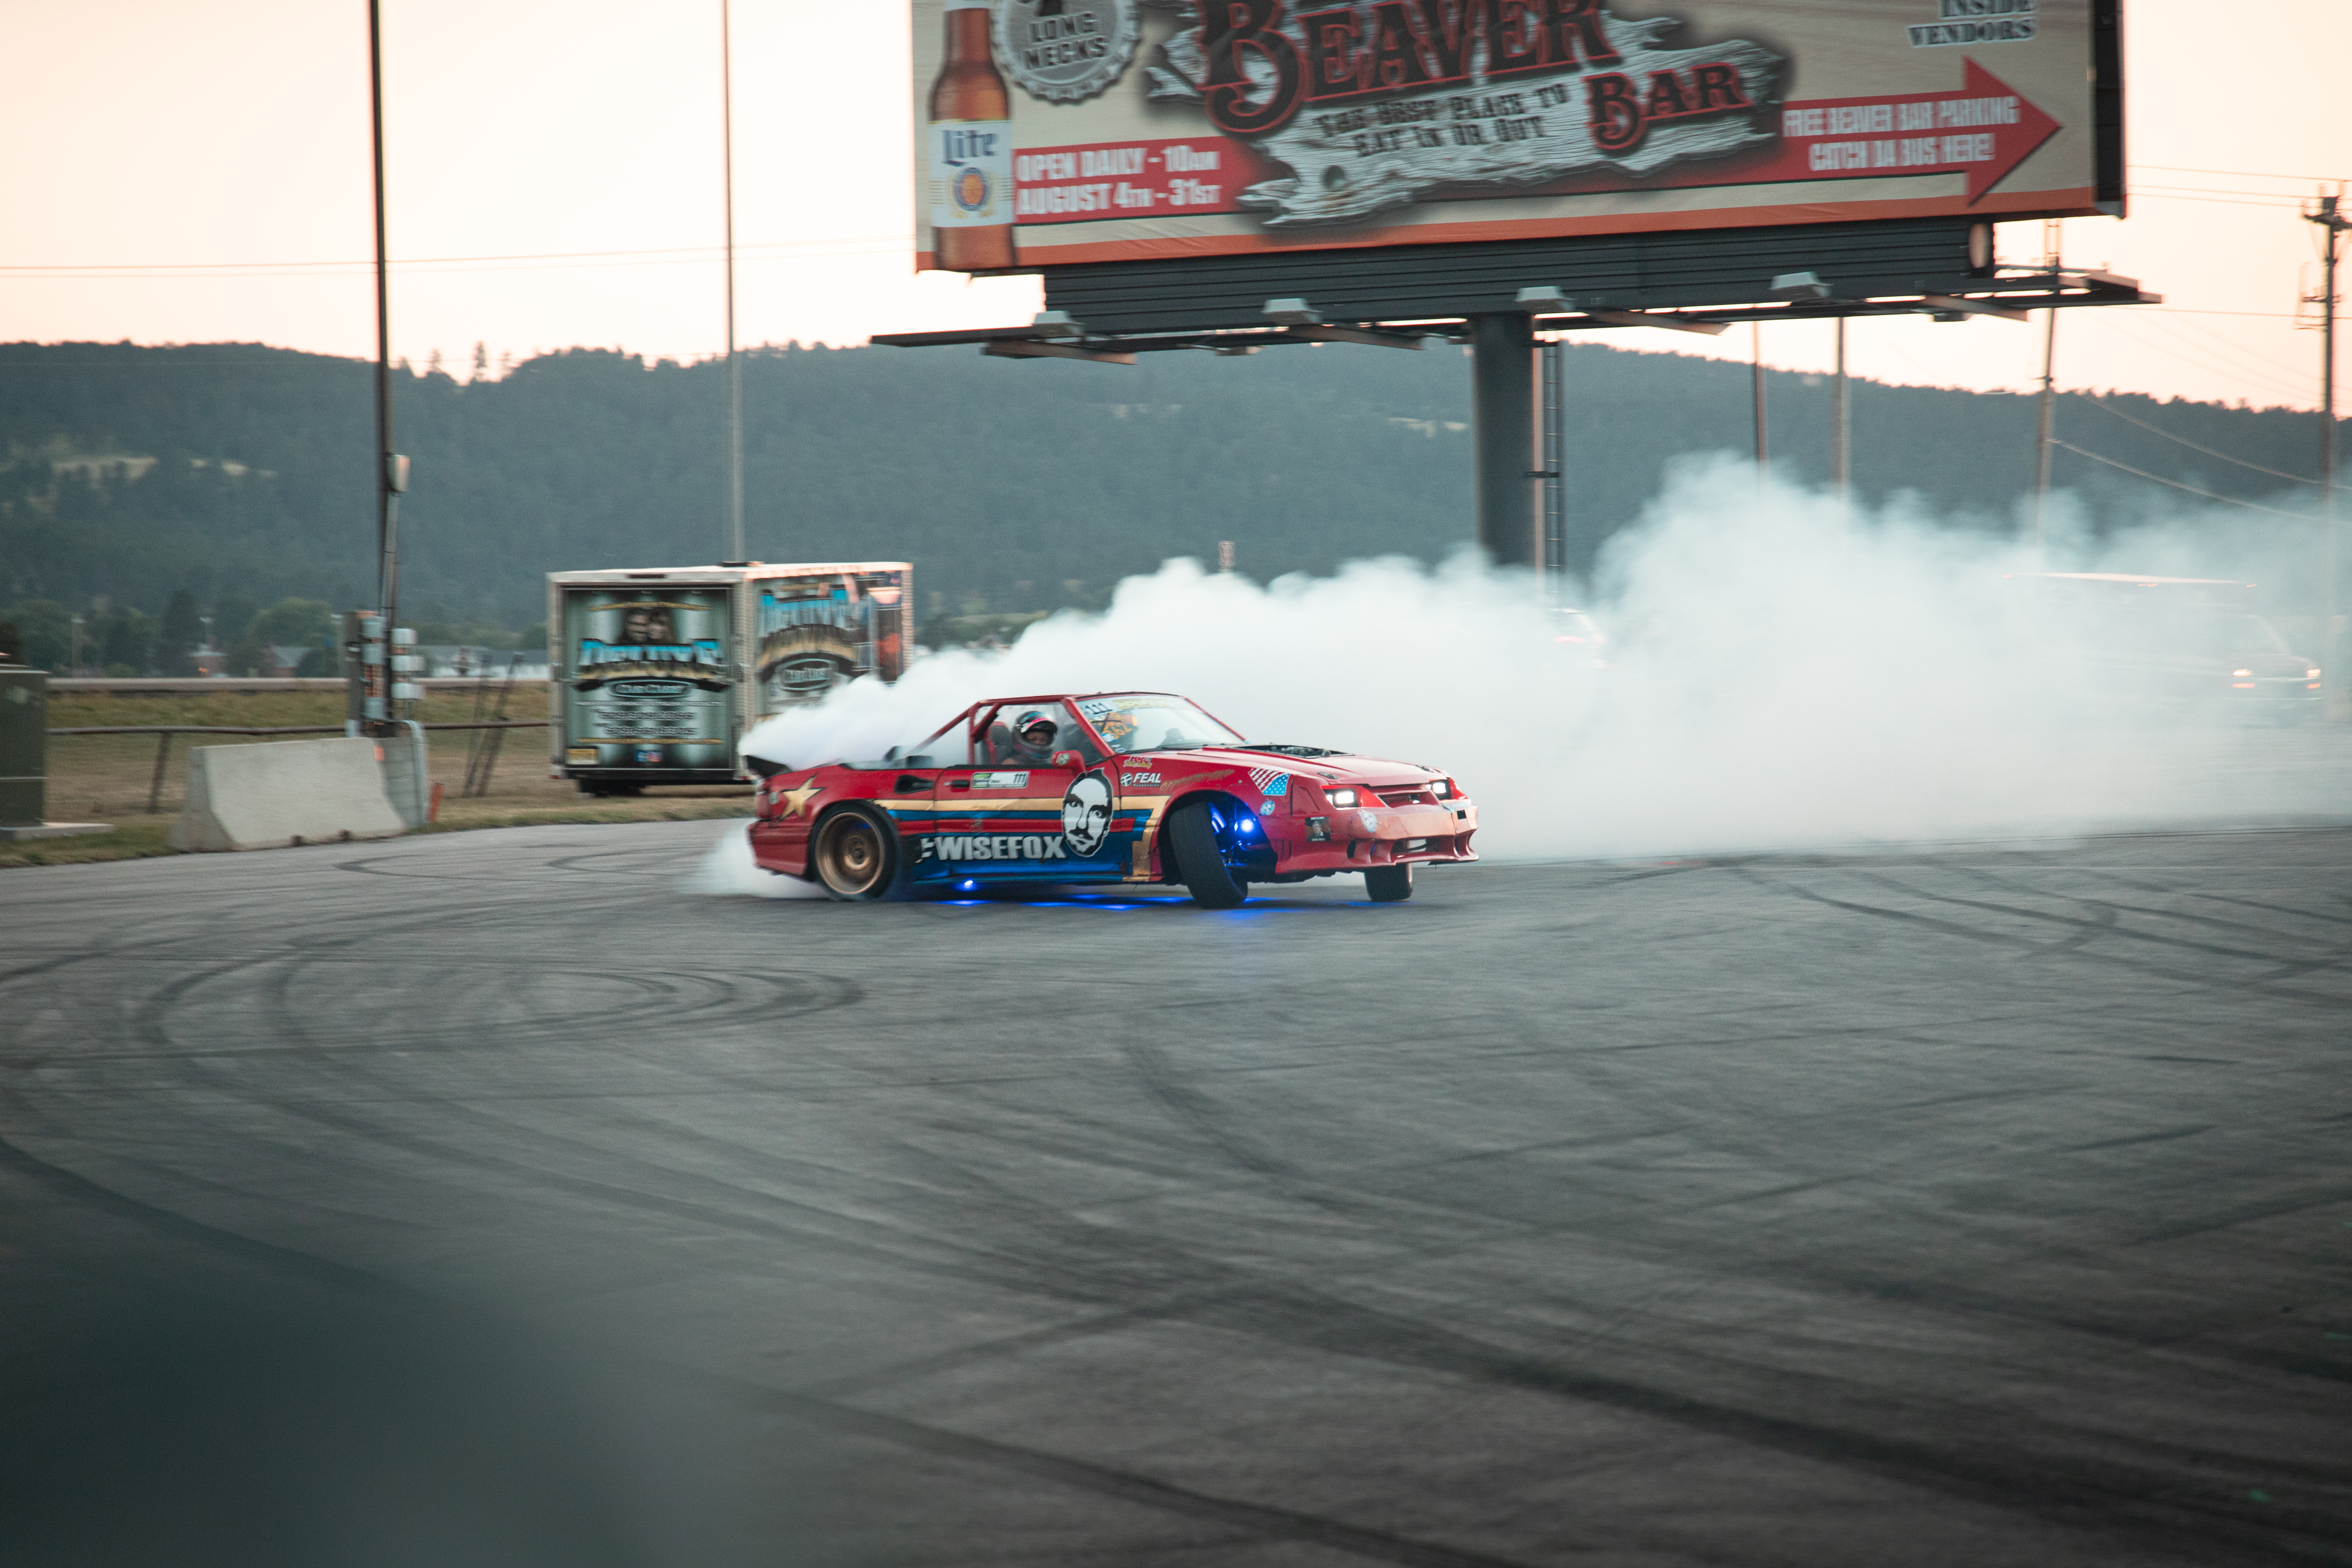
[[1858, 870, 2300, 968], [1740, 869, 2352, 1011], [1944, 863, 2352, 952], [0, 1109, 1552, 1568]]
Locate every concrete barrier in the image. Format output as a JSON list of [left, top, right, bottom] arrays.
[[168, 737, 407, 852]]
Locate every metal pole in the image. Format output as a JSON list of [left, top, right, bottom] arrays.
[[1470, 314, 1537, 568], [1541, 337, 1565, 597], [369, 0, 398, 646], [1750, 322, 1768, 477], [2032, 218, 2060, 564], [2313, 192, 2344, 718], [722, 0, 745, 565], [2034, 308, 2057, 559], [1831, 317, 1850, 507], [146, 732, 172, 813]]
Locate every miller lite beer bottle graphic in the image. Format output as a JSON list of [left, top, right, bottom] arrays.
[[927, 0, 1015, 271]]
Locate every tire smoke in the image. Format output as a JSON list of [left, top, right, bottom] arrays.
[[736, 460, 2345, 861]]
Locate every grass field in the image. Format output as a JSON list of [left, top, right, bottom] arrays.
[[6, 686, 752, 870]]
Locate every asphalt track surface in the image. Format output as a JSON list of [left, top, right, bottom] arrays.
[[3, 819, 2350, 1566]]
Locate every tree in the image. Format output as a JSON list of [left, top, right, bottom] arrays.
[[96, 603, 156, 674], [1, 599, 72, 671], [212, 593, 262, 675], [158, 588, 202, 675], [248, 597, 335, 648]]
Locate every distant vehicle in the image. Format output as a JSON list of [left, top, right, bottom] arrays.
[[1546, 605, 1609, 667], [746, 691, 1478, 906], [2004, 573, 2321, 720], [547, 561, 910, 795]]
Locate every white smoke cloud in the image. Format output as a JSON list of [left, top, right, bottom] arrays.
[[685, 819, 826, 897], [730, 459, 2343, 863]]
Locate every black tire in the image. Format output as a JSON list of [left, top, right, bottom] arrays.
[[1364, 864, 1413, 902], [811, 806, 903, 900], [1166, 799, 1247, 909]]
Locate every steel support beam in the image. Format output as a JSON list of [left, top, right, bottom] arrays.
[[1470, 313, 1537, 568]]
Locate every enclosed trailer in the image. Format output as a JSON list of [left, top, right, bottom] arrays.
[[547, 562, 911, 793]]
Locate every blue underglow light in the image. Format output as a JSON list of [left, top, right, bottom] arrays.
[[1237, 817, 1257, 834], [959, 879, 979, 891]]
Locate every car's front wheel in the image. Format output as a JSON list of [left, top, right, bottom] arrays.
[[811, 806, 903, 900], [1364, 864, 1413, 902], [1166, 799, 1247, 909]]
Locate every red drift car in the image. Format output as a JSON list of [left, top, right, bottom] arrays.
[[746, 691, 1478, 907]]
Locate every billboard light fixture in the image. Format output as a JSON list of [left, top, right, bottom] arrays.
[[1581, 308, 1728, 337], [1262, 297, 1323, 325], [1770, 271, 1831, 300], [1285, 324, 1427, 350], [1919, 293, 2032, 324], [982, 339, 1137, 365], [1514, 286, 1574, 314], [1031, 311, 1085, 338]]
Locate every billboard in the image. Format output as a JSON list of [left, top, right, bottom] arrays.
[[913, 0, 2110, 273]]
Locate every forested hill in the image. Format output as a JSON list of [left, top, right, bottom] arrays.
[[0, 336, 2335, 639]]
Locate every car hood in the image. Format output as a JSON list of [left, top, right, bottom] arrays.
[[1170, 746, 1447, 789]]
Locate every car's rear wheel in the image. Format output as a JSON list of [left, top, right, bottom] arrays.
[[1166, 799, 1246, 909], [1364, 864, 1413, 902], [812, 806, 901, 900]]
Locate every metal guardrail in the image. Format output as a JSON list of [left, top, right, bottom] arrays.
[[47, 677, 546, 696], [46, 721, 549, 813]]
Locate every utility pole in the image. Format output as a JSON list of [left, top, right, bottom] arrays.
[[1750, 322, 1768, 478], [365, 0, 410, 736], [2034, 219, 2061, 562], [721, 0, 745, 565], [2309, 191, 2348, 719], [1831, 317, 1849, 506]]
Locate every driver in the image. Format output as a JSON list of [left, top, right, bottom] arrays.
[[1006, 710, 1062, 765]]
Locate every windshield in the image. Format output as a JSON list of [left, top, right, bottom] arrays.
[[2182, 613, 2291, 657], [1075, 694, 1245, 754]]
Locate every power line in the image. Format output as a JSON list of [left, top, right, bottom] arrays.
[[2130, 162, 2349, 184], [0, 235, 916, 275], [2095, 314, 2317, 406], [2050, 441, 2317, 520], [2079, 397, 2318, 484]]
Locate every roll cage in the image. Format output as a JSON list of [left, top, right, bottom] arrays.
[[909, 692, 1246, 766]]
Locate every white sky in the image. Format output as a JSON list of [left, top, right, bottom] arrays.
[[0, 0, 2343, 410]]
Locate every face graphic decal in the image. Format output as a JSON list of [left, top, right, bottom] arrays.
[[1061, 772, 1113, 857], [621, 605, 675, 645]]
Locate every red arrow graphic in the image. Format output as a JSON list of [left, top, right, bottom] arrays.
[[1762, 59, 2060, 205]]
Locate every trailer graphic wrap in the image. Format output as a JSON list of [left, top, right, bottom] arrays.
[[756, 583, 873, 707], [562, 589, 733, 769]]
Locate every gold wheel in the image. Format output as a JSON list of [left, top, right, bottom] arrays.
[[813, 811, 893, 898]]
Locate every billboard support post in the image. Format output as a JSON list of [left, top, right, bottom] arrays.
[[1831, 319, 1851, 511], [1540, 339, 1565, 599], [1751, 324, 1769, 481], [1471, 314, 1537, 569]]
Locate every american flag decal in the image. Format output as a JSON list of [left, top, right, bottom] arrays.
[[1248, 768, 1290, 796]]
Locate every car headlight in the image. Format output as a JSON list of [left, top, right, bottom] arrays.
[[1325, 787, 1359, 807], [2232, 669, 2252, 678], [2309, 668, 2323, 679], [1429, 779, 1452, 799]]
